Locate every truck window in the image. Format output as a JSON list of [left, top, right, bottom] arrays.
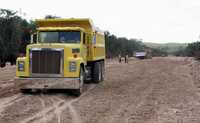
[[40, 32, 58, 43], [39, 31, 81, 43], [92, 34, 96, 44]]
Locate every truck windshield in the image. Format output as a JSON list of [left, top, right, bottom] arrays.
[[39, 31, 81, 43]]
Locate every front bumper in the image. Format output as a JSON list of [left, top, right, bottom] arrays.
[[15, 77, 80, 89]]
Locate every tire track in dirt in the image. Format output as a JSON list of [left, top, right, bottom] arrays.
[[20, 99, 65, 123], [50, 97, 62, 123], [38, 96, 48, 122], [0, 94, 24, 114], [31, 96, 64, 123], [68, 101, 82, 123], [0, 79, 20, 99], [20, 84, 96, 123]]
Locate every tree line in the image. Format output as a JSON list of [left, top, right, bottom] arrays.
[[186, 42, 200, 58], [105, 32, 168, 58], [0, 8, 171, 67], [0, 9, 35, 67], [181, 41, 200, 59], [169, 41, 200, 59], [105, 32, 146, 58]]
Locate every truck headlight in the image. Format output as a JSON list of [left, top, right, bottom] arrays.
[[18, 61, 25, 71], [69, 61, 76, 72]]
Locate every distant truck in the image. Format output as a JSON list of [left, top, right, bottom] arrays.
[[16, 18, 105, 96], [134, 51, 152, 59]]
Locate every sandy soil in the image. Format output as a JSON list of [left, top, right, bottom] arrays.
[[0, 57, 200, 123]]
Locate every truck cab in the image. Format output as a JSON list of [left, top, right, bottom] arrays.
[[16, 18, 105, 96]]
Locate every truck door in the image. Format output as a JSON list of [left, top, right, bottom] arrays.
[[82, 32, 87, 61]]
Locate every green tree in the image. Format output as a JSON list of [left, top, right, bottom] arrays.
[[105, 31, 146, 58], [0, 9, 35, 67]]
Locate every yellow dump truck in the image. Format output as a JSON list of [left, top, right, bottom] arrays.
[[16, 18, 105, 96]]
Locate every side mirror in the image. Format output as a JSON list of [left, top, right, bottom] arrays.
[[31, 33, 37, 44]]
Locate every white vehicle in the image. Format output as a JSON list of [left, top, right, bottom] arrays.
[[134, 51, 152, 59]]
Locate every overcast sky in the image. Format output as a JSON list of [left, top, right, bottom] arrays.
[[1, 0, 200, 43]]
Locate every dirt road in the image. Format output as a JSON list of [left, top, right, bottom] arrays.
[[0, 57, 200, 123]]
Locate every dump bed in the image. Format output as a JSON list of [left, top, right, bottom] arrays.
[[36, 18, 94, 33]]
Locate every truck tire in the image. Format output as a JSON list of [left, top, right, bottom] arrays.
[[101, 61, 105, 81], [75, 67, 84, 97], [93, 62, 102, 83]]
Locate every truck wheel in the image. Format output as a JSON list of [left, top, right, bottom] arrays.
[[101, 61, 105, 81], [75, 67, 84, 97], [93, 62, 102, 83]]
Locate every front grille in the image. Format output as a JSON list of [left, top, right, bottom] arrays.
[[30, 49, 63, 75]]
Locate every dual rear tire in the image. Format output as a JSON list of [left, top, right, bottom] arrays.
[[93, 61, 105, 83], [75, 61, 105, 96]]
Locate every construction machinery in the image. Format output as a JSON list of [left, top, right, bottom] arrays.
[[16, 18, 105, 96]]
